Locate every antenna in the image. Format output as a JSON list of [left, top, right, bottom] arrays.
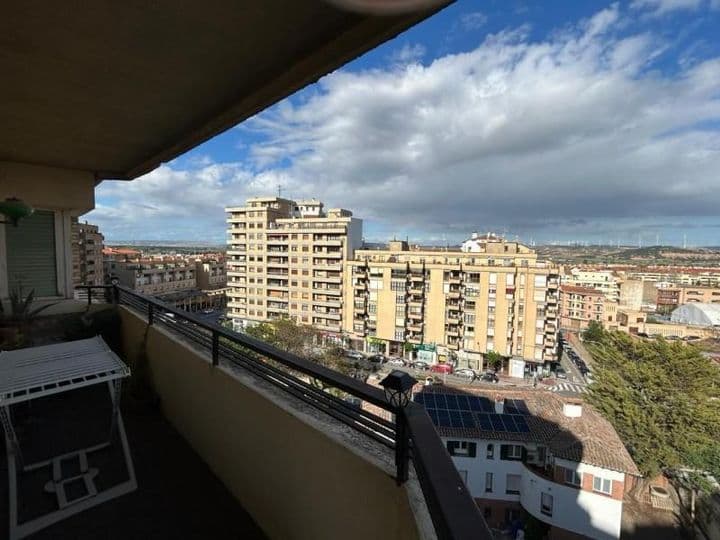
[[277, 184, 283, 198]]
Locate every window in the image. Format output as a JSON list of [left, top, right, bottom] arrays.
[[485, 472, 493, 493], [593, 476, 612, 495], [446, 441, 477, 457], [500, 444, 523, 461], [541, 493, 553, 516], [394, 329, 405, 341], [564, 468, 582, 487], [486, 444, 494, 459], [6, 210, 59, 297], [506, 474, 521, 495]]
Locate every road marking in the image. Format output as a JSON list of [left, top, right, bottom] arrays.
[[549, 382, 587, 394]]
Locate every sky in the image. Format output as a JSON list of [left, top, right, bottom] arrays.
[[88, 0, 720, 247]]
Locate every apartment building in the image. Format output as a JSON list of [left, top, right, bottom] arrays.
[[564, 268, 621, 302], [344, 236, 560, 368], [105, 260, 196, 295], [195, 258, 227, 290], [225, 197, 362, 334], [71, 218, 104, 286], [618, 279, 657, 310], [416, 387, 640, 540], [559, 285, 606, 330]]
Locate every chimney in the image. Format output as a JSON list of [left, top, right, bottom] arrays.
[[563, 402, 582, 418], [494, 395, 504, 414]]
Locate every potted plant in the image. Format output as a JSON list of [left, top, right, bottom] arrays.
[[0, 288, 57, 349]]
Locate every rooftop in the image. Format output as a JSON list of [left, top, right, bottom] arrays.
[[416, 386, 640, 476]]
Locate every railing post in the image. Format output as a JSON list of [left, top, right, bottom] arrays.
[[148, 303, 154, 325], [86, 287, 92, 307], [396, 409, 409, 485], [112, 285, 120, 304], [212, 330, 219, 367]]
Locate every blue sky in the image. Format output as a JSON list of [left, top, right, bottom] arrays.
[[90, 0, 720, 246]]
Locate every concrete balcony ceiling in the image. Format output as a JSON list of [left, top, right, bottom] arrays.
[[1, 0, 445, 180]]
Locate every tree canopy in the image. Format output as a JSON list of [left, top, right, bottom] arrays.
[[585, 328, 720, 490]]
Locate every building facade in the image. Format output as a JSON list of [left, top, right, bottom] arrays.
[[225, 197, 362, 335], [563, 269, 621, 303], [417, 388, 640, 540], [195, 259, 227, 290], [344, 237, 560, 368], [559, 285, 606, 330], [105, 260, 196, 295], [71, 218, 105, 286]]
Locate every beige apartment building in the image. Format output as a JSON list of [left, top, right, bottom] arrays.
[[225, 197, 362, 334], [563, 268, 621, 302], [71, 218, 104, 286], [105, 260, 196, 295], [343, 237, 560, 369]]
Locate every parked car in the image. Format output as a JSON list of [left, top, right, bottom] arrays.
[[424, 376, 443, 386], [430, 363, 453, 374], [387, 357, 405, 366], [368, 354, 386, 364], [344, 350, 364, 361], [555, 367, 568, 379], [479, 371, 499, 383], [454, 368, 477, 379], [412, 361, 431, 371]]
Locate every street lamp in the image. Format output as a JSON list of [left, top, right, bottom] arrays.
[[380, 370, 417, 484], [0, 197, 34, 227]]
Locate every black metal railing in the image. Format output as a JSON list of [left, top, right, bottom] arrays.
[[78, 285, 490, 540]]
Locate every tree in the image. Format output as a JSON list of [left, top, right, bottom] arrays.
[[485, 350, 504, 372], [585, 327, 720, 491], [582, 320, 604, 343]]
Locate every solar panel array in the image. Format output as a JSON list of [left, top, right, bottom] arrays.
[[414, 393, 530, 433]]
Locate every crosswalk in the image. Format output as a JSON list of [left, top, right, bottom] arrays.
[[549, 382, 587, 394]]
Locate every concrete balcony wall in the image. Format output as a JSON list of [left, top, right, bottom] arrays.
[[118, 306, 428, 540]]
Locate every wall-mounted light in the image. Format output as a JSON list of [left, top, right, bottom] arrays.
[[0, 197, 34, 227]]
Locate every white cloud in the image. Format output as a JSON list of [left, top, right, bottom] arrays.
[[630, 0, 703, 16], [389, 43, 427, 65], [460, 11, 488, 30], [92, 5, 720, 243]]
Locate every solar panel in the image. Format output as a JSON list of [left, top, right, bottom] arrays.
[[437, 409, 452, 428], [490, 414, 505, 431], [477, 413, 492, 430], [501, 414, 517, 432], [450, 411, 464, 428], [456, 395, 470, 410], [514, 415, 530, 432], [446, 394, 459, 410], [414, 393, 425, 404], [461, 411, 475, 429], [428, 409, 439, 424], [468, 396, 484, 411]]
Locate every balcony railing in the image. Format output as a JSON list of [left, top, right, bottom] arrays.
[[78, 285, 489, 540]]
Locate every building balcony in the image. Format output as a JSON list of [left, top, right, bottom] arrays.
[[408, 274, 424, 282], [313, 287, 341, 296], [407, 335, 422, 344], [407, 312, 423, 320], [313, 239, 343, 247], [408, 286, 423, 295], [445, 329, 461, 337], [407, 322, 422, 332], [313, 275, 342, 284], [353, 282, 368, 290], [447, 291, 461, 300], [446, 316, 460, 325], [446, 277, 461, 285]]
